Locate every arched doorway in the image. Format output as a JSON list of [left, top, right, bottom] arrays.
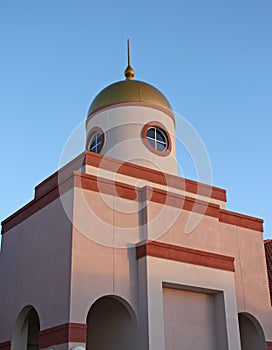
[[238, 312, 266, 350], [11, 306, 40, 350], [86, 295, 138, 350]]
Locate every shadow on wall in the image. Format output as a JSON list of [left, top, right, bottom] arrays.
[[86, 295, 140, 350], [238, 312, 266, 350], [11, 305, 40, 350]]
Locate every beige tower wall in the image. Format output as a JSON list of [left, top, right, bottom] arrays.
[[86, 105, 177, 175]]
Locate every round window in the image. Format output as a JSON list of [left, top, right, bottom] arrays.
[[146, 126, 168, 152], [88, 130, 104, 153]]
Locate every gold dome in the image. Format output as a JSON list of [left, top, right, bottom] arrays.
[[87, 79, 173, 117]]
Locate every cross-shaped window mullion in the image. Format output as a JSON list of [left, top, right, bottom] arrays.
[[156, 139, 166, 145], [154, 129, 157, 150], [145, 126, 168, 152], [155, 129, 166, 150], [90, 136, 96, 152], [91, 135, 100, 152]]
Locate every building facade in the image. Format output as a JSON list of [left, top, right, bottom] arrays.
[[0, 59, 271, 350]]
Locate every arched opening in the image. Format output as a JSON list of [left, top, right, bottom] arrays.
[[238, 312, 266, 350], [11, 306, 40, 350], [86, 295, 138, 350]]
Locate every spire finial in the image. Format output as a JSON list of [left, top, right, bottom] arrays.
[[124, 39, 135, 80]]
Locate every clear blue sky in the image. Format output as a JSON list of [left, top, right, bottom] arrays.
[[1, 0, 272, 239]]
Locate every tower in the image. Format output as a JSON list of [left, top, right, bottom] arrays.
[[86, 42, 177, 175], [0, 45, 272, 350]]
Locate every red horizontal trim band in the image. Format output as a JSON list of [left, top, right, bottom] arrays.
[[74, 171, 218, 217], [1, 167, 263, 234], [84, 152, 227, 202], [219, 209, 263, 232], [34, 152, 85, 199], [74, 172, 138, 201], [74, 173, 262, 231], [143, 186, 219, 217], [136, 240, 235, 272], [1, 175, 74, 234], [267, 341, 272, 350], [1, 150, 262, 234], [0, 341, 11, 350], [39, 322, 86, 348]]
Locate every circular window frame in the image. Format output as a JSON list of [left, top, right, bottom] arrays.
[[141, 122, 171, 157], [86, 127, 105, 154]]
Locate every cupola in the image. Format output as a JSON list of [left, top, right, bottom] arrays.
[[86, 41, 177, 175]]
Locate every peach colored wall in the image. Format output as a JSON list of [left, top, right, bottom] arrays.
[[0, 191, 74, 342], [144, 256, 241, 350], [1, 157, 271, 348], [70, 188, 140, 319], [70, 187, 149, 349], [68, 171, 271, 347], [145, 199, 272, 340], [163, 287, 226, 350]]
